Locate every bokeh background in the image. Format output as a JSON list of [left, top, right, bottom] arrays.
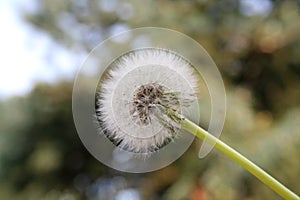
[[1, 0, 300, 199]]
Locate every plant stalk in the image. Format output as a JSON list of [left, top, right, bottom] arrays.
[[182, 117, 300, 200]]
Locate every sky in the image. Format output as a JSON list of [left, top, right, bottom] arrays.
[[0, 0, 84, 99]]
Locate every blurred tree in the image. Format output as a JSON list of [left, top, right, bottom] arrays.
[[24, 0, 300, 116], [0, 83, 111, 199]]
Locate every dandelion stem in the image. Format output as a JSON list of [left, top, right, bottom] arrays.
[[182, 117, 300, 200]]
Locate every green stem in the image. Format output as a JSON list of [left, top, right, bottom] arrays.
[[182, 117, 300, 200]]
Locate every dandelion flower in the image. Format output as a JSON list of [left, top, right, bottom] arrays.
[[96, 48, 198, 154]]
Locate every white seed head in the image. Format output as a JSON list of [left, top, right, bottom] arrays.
[[96, 48, 198, 154]]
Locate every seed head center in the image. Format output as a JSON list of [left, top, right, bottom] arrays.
[[130, 83, 165, 125]]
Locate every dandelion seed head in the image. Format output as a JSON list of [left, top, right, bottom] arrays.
[[96, 48, 198, 154]]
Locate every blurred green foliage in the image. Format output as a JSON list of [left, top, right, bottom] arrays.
[[1, 0, 300, 199]]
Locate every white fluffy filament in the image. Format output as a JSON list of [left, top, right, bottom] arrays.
[[96, 48, 198, 154]]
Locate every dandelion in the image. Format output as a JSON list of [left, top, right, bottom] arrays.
[[96, 48, 198, 154], [94, 47, 299, 200]]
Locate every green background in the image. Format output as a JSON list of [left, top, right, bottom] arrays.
[[1, 0, 300, 199]]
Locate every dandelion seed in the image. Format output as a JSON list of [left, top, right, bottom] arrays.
[[95, 48, 198, 154]]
